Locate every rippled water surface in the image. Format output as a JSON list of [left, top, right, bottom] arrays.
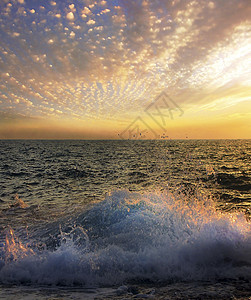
[[0, 140, 250, 299]]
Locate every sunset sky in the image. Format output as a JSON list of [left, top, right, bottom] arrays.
[[0, 0, 250, 139]]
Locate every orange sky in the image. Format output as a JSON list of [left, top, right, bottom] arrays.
[[0, 0, 250, 139]]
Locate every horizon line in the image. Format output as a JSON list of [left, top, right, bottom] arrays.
[[0, 138, 250, 141]]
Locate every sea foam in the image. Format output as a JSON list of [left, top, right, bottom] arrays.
[[0, 189, 250, 286]]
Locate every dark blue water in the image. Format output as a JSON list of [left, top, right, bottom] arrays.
[[0, 140, 250, 299]]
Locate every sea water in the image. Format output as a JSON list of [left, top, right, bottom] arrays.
[[0, 140, 250, 299]]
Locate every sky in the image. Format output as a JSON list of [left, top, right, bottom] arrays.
[[0, 0, 250, 139]]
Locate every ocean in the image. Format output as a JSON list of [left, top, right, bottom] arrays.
[[0, 139, 250, 299]]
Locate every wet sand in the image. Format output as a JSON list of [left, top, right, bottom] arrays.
[[97, 280, 251, 299]]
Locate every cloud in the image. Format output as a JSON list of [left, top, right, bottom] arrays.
[[87, 19, 95, 25], [12, 32, 20, 37], [69, 4, 75, 11], [66, 11, 74, 21], [82, 7, 91, 15], [0, 0, 250, 137], [69, 31, 75, 38], [100, 9, 110, 14]]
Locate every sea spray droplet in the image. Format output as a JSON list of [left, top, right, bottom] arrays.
[[59, 224, 90, 250]]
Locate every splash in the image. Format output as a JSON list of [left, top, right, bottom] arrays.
[[9, 194, 28, 209], [0, 189, 250, 286], [4, 227, 34, 263]]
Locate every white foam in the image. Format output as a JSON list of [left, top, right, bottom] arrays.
[[0, 189, 250, 286]]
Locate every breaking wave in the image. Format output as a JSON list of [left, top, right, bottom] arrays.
[[0, 189, 250, 286]]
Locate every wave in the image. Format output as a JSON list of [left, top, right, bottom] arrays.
[[0, 189, 250, 286]]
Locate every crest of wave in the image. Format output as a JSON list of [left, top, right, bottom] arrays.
[[0, 189, 250, 286]]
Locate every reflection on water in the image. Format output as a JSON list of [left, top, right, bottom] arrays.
[[0, 140, 250, 229]]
